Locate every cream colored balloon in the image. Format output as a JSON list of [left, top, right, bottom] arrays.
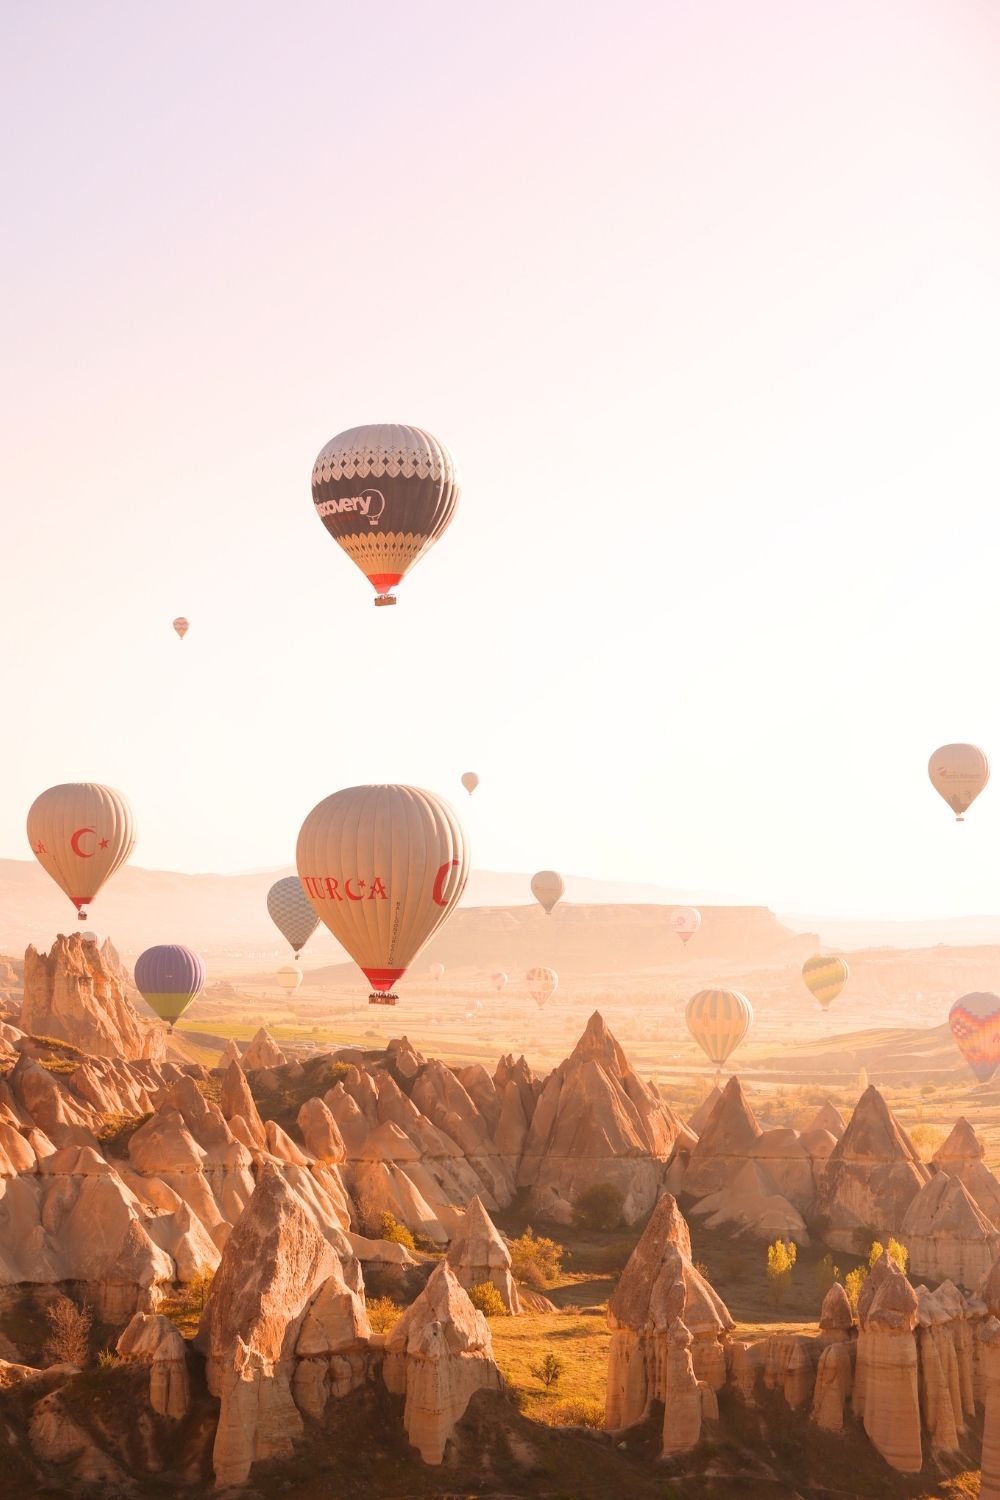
[[461, 772, 479, 795], [277, 964, 303, 991], [429, 962, 445, 981], [928, 744, 990, 821], [527, 965, 558, 1008], [685, 989, 753, 1069], [27, 783, 136, 921], [531, 869, 564, 914], [296, 784, 469, 997]]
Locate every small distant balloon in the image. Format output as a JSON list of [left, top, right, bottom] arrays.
[[134, 944, 205, 1030], [277, 963, 303, 992], [527, 965, 558, 1009], [670, 907, 701, 946], [429, 962, 445, 981], [949, 992, 1000, 1082], [267, 876, 321, 959], [461, 772, 479, 796], [531, 870, 565, 915], [928, 744, 989, 821], [685, 989, 753, 1069], [802, 954, 849, 1010], [491, 970, 508, 994], [173, 617, 189, 640]]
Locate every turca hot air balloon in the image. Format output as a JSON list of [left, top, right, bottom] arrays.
[[527, 966, 558, 1009], [949, 993, 1000, 1082], [531, 870, 564, 915], [491, 970, 508, 994], [461, 772, 479, 796], [802, 954, 849, 1010], [173, 617, 189, 640], [929, 744, 989, 821], [27, 783, 136, 922], [277, 964, 303, 992], [267, 876, 320, 959], [311, 424, 459, 607], [686, 989, 753, 1074], [134, 944, 205, 1032], [296, 784, 468, 1005], [670, 907, 701, 946]]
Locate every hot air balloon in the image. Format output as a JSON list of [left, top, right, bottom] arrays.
[[802, 954, 849, 1010], [267, 876, 320, 959], [461, 772, 479, 796], [134, 944, 205, 1031], [531, 870, 564, 915], [949, 993, 1000, 1082], [429, 962, 445, 981], [173, 617, 189, 640], [81, 930, 101, 944], [296, 784, 468, 1005], [277, 963, 303, 992], [311, 424, 459, 607], [685, 989, 753, 1071], [670, 907, 701, 946], [27, 784, 136, 921], [527, 965, 558, 1009], [928, 744, 989, 821], [491, 970, 508, 994]]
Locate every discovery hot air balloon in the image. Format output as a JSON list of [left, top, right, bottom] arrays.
[[531, 870, 564, 915], [296, 784, 468, 1004], [929, 744, 989, 821], [134, 944, 205, 1031], [173, 617, 189, 640], [527, 966, 558, 1008], [27, 783, 136, 921], [686, 989, 753, 1070], [429, 962, 445, 981], [802, 954, 849, 1010], [671, 907, 701, 946], [491, 970, 508, 994], [277, 964, 303, 992], [949, 992, 1000, 1082], [311, 424, 459, 606], [461, 772, 479, 796], [267, 876, 321, 959]]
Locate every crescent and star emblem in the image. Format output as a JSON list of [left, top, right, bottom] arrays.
[[70, 827, 108, 858], [432, 859, 460, 907]]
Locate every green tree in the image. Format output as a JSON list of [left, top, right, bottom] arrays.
[[844, 1265, 868, 1313], [869, 1237, 908, 1273], [509, 1227, 563, 1287], [766, 1239, 797, 1308], [468, 1281, 508, 1317], [572, 1182, 625, 1231], [530, 1352, 564, 1390], [379, 1211, 416, 1252]]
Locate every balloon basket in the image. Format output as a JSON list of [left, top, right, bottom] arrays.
[[374, 595, 397, 608], [369, 993, 398, 1006]]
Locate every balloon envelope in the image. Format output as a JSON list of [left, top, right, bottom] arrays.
[[311, 424, 459, 604], [277, 964, 303, 992], [686, 989, 753, 1067], [135, 944, 205, 1025], [296, 784, 469, 997], [27, 783, 136, 919], [527, 965, 558, 1008], [267, 876, 321, 958], [670, 907, 701, 945], [802, 954, 849, 1010], [491, 970, 508, 993], [429, 962, 445, 981], [531, 870, 565, 915], [949, 992, 1000, 1082], [928, 744, 989, 820], [173, 617, 189, 639], [461, 772, 479, 796]]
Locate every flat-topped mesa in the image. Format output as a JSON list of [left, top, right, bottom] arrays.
[[516, 1011, 683, 1224], [446, 1195, 520, 1313], [932, 1119, 1000, 1224], [813, 1086, 930, 1254], [901, 1171, 1000, 1287], [383, 1260, 501, 1465], [21, 933, 164, 1061], [605, 1192, 733, 1430], [681, 1076, 762, 1199]]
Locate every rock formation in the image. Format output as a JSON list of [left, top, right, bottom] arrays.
[[681, 1076, 762, 1199], [660, 1319, 704, 1456], [446, 1194, 520, 1313], [980, 1316, 1000, 1500], [855, 1254, 922, 1472], [243, 1028, 288, 1071], [902, 1171, 1000, 1287], [21, 934, 164, 1060], [116, 1311, 190, 1417], [933, 1118, 1000, 1223], [812, 1085, 929, 1253]]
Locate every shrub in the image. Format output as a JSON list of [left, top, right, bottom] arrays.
[[366, 1296, 402, 1333], [468, 1282, 509, 1318], [766, 1239, 797, 1308], [378, 1212, 416, 1252], [544, 1397, 604, 1428], [572, 1182, 625, 1232], [510, 1227, 563, 1287], [44, 1295, 92, 1367], [530, 1352, 564, 1389], [97, 1348, 120, 1369], [815, 1253, 840, 1301], [870, 1237, 908, 1273], [844, 1265, 868, 1313]]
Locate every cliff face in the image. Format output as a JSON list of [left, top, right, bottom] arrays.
[[20, 934, 164, 1061]]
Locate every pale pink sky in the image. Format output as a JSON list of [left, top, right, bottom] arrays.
[[1, 1, 999, 916]]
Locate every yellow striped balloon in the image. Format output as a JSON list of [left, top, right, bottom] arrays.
[[801, 954, 849, 1010], [685, 989, 753, 1068]]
